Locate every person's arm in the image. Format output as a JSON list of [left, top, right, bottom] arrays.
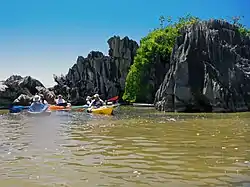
[[89, 100, 94, 107]]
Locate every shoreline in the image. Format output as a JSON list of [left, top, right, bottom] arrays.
[[1, 104, 250, 114]]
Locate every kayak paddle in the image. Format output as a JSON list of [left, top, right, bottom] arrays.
[[107, 96, 119, 102]]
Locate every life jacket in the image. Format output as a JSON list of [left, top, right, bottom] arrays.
[[56, 98, 65, 104], [92, 100, 103, 108]]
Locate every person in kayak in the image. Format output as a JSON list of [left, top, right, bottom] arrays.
[[29, 95, 48, 112], [55, 94, 67, 106], [89, 94, 104, 108]]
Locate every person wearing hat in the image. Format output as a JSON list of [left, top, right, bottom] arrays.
[[55, 94, 67, 106], [32, 94, 41, 102], [89, 94, 104, 108], [29, 95, 48, 112]]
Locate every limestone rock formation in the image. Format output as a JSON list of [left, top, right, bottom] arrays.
[[36, 86, 56, 104], [13, 94, 33, 106], [53, 36, 139, 105], [155, 19, 250, 112], [0, 75, 55, 106]]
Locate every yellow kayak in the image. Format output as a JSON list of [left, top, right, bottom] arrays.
[[88, 106, 114, 115]]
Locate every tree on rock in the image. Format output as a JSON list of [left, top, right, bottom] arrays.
[[122, 14, 199, 103]]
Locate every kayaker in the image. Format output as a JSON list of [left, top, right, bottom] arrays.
[[89, 94, 104, 108], [29, 95, 48, 112], [86, 96, 92, 106], [55, 94, 67, 106], [33, 94, 40, 101]]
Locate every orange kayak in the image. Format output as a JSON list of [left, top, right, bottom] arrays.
[[48, 105, 71, 111]]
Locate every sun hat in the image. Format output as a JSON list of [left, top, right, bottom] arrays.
[[93, 94, 99, 98], [33, 95, 41, 101]]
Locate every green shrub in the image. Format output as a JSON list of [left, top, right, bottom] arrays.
[[238, 27, 250, 37], [122, 14, 199, 102]]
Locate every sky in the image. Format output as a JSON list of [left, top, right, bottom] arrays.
[[0, 0, 249, 87]]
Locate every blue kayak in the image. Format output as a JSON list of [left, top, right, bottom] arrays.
[[9, 105, 29, 113], [26, 103, 51, 116], [9, 103, 49, 114], [28, 103, 49, 114]]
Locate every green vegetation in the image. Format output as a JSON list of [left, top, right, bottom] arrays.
[[229, 16, 250, 37], [122, 14, 199, 103]]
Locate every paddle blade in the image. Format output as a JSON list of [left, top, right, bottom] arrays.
[[108, 96, 119, 102]]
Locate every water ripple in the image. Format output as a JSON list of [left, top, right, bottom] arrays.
[[0, 109, 250, 186]]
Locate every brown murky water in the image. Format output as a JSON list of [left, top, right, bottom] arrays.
[[0, 107, 250, 187]]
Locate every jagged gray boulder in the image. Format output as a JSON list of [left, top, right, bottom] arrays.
[[13, 94, 33, 106], [0, 81, 11, 107], [53, 36, 139, 105], [0, 75, 55, 106], [35, 86, 56, 104], [155, 19, 250, 112]]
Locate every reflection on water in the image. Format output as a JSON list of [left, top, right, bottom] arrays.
[[0, 107, 250, 187]]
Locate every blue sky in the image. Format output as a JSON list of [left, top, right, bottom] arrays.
[[0, 0, 249, 87]]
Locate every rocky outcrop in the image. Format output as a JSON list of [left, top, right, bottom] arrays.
[[0, 75, 55, 106], [155, 19, 250, 112], [53, 36, 139, 105], [13, 94, 33, 106], [36, 86, 56, 104]]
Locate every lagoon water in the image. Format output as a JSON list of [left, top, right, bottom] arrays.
[[0, 107, 250, 187]]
